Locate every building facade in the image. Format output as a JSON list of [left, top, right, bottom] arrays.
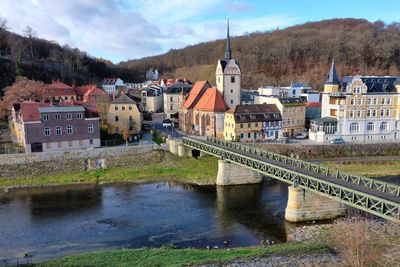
[[258, 97, 306, 137], [224, 104, 282, 142], [11, 102, 100, 153], [101, 78, 124, 95], [309, 60, 400, 143], [141, 86, 163, 112], [164, 81, 192, 119], [107, 94, 142, 136], [215, 19, 241, 109], [43, 80, 77, 102]]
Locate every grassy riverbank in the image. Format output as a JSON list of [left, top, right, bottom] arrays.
[[38, 243, 330, 267], [0, 154, 219, 188], [323, 160, 400, 178]]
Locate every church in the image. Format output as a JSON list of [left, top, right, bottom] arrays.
[[179, 20, 241, 137]]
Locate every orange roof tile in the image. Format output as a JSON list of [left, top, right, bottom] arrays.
[[20, 102, 51, 122], [46, 80, 73, 89], [183, 81, 210, 109], [194, 86, 229, 112]]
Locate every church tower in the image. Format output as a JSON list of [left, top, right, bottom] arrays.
[[216, 19, 241, 109], [324, 59, 340, 93]]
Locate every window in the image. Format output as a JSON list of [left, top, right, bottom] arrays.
[[357, 110, 362, 118], [129, 116, 133, 122], [367, 110, 371, 117], [55, 114, 61, 120], [380, 109, 385, 117], [67, 125, 73, 134], [231, 76, 235, 83], [89, 139, 93, 145], [373, 98, 378, 105], [56, 126, 62, 135], [44, 127, 51, 136], [115, 105, 118, 111], [367, 122, 374, 131], [254, 132, 257, 139], [372, 110, 377, 117], [66, 113, 72, 120], [248, 123, 251, 128], [349, 111, 354, 118], [367, 98, 371, 105], [349, 122, 360, 133], [230, 100, 233, 104], [381, 98, 385, 105], [386, 109, 390, 117], [240, 123, 243, 128], [115, 116, 119, 122], [395, 121, 398, 129], [380, 122, 388, 132], [42, 114, 50, 121], [230, 89, 233, 93], [357, 98, 362, 105], [387, 98, 392, 105], [122, 106, 125, 111], [350, 98, 355, 105], [88, 124, 94, 133], [129, 106, 132, 110], [247, 132, 251, 138], [255, 122, 258, 127], [240, 133, 244, 139], [76, 113, 83, 120]]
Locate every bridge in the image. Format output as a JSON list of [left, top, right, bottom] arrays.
[[176, 136, 400, 223]]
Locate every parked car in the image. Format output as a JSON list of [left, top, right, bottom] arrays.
[[142, 123, 151, 131], [162, 119, 173, 127], [330, 137, 345, 144], [276, 137, 289, 143], [294, 132, 308, 140]]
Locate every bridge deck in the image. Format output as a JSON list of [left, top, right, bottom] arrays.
[[182, 136, 400, 222], [202, 138, 399, 204]]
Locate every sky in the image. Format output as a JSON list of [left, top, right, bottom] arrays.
[[1, 0, 400, 63]]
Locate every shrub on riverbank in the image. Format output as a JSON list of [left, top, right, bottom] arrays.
[[38, 243, 330, 267]]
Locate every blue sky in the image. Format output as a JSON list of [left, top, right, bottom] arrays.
[[1, 0, 399, 63]]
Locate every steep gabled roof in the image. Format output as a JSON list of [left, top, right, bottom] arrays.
[[325, 59, 340, 85], [46, 80, 73, 90], [112, 93, 139, 104], [183, 81, 210, 109], [194, 86, 229, 112]]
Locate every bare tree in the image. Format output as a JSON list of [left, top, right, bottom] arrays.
[[23, 26, 37, 60]]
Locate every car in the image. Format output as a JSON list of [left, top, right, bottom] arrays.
[[162, 119, 173, 127], [276, 137, 289, 143], [330, 137, 345, 144], [294, 132, 308, 140], [142, 124, 151, 131]]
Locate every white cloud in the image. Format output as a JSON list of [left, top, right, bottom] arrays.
[[0, 0, 297, 62]]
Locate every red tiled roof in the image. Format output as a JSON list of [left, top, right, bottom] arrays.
[[75, 85, 108, 97], [306, 102, 321, 107], [183, 81, 210, 109], [20, 102, 50, 122], [44, 80, 76, 97], [194, 86, 229, 112], [46, 80, 73, 89]]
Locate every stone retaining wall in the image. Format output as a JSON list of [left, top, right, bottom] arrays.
[[0, 144, 170, 178], [250, 142, 400, 159]]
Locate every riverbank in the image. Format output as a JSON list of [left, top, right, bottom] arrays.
[[0, 152, 218, 191], [322, 160, 400, 179], [38, 243, 334, 267]]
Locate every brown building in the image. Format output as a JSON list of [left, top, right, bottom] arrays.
[[180, 81, 229, 137], [43, 80, 77, 102], [11, 102, 100, 153]]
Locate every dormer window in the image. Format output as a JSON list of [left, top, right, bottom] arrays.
[[66, 113, 72, 120]]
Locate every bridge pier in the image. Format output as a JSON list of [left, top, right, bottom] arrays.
[[285, 186, 346, 222], [216, 160, 263, 186]]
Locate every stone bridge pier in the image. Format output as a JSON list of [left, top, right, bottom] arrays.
[[216, 160, 263, 185]]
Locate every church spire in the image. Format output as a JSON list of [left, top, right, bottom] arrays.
[[325, 58, 340, 85], [224, 18, 232, 60]]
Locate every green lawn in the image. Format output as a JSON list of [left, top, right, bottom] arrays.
[[0, 154, 219, 188], [323, 161, 400, 178], [37, 243, 329, 267]]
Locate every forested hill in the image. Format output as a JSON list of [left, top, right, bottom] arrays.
[[118, 18, 400, 90], [0, 26, 142, 92]]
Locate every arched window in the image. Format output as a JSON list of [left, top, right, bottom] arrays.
[[349, 122, 360, 133], [380, 122, 388, 132], [366, 122, 374, 132]]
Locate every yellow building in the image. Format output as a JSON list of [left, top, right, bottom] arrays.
[[224, 104, 282, 142], [310, 60, 400, 143], [257, 97, 306, 137], [107, 93, 142, 136]]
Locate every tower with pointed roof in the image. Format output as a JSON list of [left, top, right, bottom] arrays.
[[324, 59, 340, 93], [216, 19, 241, 109]]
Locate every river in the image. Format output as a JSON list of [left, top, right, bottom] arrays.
[[0, 181, 313, 263]]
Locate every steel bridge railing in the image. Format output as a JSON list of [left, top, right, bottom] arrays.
[[205, 136, 400, 198], [183, 136, 400, 223]]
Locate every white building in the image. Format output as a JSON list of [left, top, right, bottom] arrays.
[[164, 81, 192, 119], [101, 78, 124, 95], [141, 85, 163, 112], [309, 60, 400, 143]]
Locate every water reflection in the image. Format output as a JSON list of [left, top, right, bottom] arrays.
[[0, 181, 292, 263]]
